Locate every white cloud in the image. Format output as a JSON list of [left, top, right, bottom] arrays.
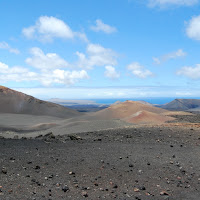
[[153, 49, 186, 64], [0, 42, 20, 54], [22, 26, 36, 39], [90, 19, 117, 34], [0, 60, 89, 86], [177, 64, 200, 79], [127, 62, 153, 78], [25, 47, 89, 86], [148, 0, 198, 7], [26, 47, 69, 70], [76, 43, 118, 69], [49, 69, 89, 86], [22, 16, 87, 42], [104, 66, 120, 79], [14, 86, 199, 100], [0, 62, 38, 82], [186, 15, 200, 41]]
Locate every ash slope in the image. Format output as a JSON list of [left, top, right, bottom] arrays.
[[0, 100, 176, 138], [0, 86, 79, 118]]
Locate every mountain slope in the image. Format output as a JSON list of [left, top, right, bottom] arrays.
[[0, 86, 79, 118], [162, 99, 200, 111]]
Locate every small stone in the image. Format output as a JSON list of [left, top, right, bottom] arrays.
[[160, 191, 169, 196], [134, 188, 140, 192], [1, 167, 7, 174], [74, 184, 79, 188], [139, 186, 146, 190], [69, 171, 75, 175], [13, 135, 19, 139], [129, 164, 134, 167], [62, 185, 69, 192], [82, 191, 88, 197], [35, 166, 40, 170]]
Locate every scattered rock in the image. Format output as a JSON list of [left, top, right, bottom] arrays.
[[34, 166, 40, 170], [81, 191, 88, 197], [44, 132, 55, 139], [62, 185, 69, 192], [160, 191, 169, 196], [139, 186, 146, 190], [68, 135, 81, 140], [134, 188, 140, 192], [1, 167, 7, 174]]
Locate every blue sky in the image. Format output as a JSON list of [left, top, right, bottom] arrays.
[[1, 0, 200, 99]]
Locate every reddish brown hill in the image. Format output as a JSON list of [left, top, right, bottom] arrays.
[[92, 100, 174, 124], [0, 86, 79, 118]]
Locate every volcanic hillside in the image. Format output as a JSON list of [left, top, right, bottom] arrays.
[[0, 86, 79, 118], [92, 100, 174, 124], [162, 99, 200, 111]]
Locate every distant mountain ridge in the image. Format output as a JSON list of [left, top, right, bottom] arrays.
[[0, 86, 79, 118], [161, 99, 200, 111]]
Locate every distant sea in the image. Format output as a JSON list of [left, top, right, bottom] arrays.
[[92, 97, 200, 105]]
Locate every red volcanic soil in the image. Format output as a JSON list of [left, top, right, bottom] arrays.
[[125, 110, 174, 124], [0, 86, 79, 118]]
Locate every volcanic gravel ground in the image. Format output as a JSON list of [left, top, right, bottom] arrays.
[[168, 113, 200, 123], [1, 126, 200, 200]]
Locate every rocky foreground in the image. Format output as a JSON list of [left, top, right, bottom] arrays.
[[1, 125, 200, 200]]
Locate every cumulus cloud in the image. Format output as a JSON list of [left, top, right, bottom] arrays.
[[43, 70, 89, 86], [24, 48, 89, 86], [127, 62, 153, 78], [186, 15, 200, 41], [90, 19, 117, 34], [76, 43, 118, 69], [153, 49, 186, 64], [0, 59, 89, 86], [0, 62, 37, 82], [0, 42, 20, 54], [26, 47, 69, 70], [22, 16, 88, 42], [104, 66, 120, 79], [148, 0, 198, 8], [177, 64, 200, 79], [38, 69, 89, 86]]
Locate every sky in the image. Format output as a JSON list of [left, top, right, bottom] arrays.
[[1, 0, 200, 99]]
